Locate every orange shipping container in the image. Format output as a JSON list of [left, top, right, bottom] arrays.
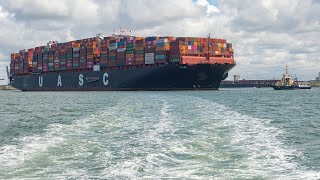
[[163, 36, 175, 41], [126, 54, 134, 58], [135, 47, 144, 51], [156, 47, 166, 51], [218, 47, 221, 54], [72, 43, 81, 48]]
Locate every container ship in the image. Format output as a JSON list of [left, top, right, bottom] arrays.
[[8, 31, 235, 91]]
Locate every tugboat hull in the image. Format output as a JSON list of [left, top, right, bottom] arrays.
[[272, 85, 298, 90]]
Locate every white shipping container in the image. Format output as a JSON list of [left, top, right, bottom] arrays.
[[145, 53, 154, 57], [145, 56, 154, 60], [117, 48, 126, 52], [145, 58, 155, 65], [156, 39, 168, 43], [109, 46, 117, 50]]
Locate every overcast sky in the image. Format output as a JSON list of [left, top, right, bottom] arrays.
[[0, 0, 319, 84]]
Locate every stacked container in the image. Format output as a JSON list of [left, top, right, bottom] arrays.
[[23, 50, 29, 74], [37, 47, 44, 72], [145, 37, 157, 65], [155, 38, 169, 63], [79, 43, 87, 69], [73, 46, 80, 69], [117, 38, 126, 66], [108, 38, 117, 67], [32, 49, 38, 73], [169, 40, 185, 63], [135, 38, 145, 65], [126, 37, 135, 65], [19, 50, 25, 74], [48, 47, 55, 72], [100, 38, 109, 68], [66, 45, 73, 70], [59, 45, 67, 71], [14, 53, 20, 74], [52, 45, 60, 71], [10, 53, 15, 75], [87, 42, 95, 69], [26, 49, 33, 73], [10, 36, 233, 74]]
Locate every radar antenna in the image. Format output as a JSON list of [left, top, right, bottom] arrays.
[[96, 33, 104, 40]]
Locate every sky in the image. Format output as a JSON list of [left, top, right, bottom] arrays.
[[0, 0, 319, 84]]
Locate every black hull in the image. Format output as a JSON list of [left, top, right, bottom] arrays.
[[10, 63, 235, 91], [272, 85, 298, 90]]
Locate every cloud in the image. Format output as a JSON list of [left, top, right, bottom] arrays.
[[0, 0, 319, 85], [196, 0, 220, 15]]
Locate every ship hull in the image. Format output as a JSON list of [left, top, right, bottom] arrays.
[[272, 85, 298, 90], [10, 63, 235, 91]]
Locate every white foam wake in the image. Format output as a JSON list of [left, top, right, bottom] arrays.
[[1, 93, 319, 179], [0, 105, 122, 179], [191, 96, 320, 179]]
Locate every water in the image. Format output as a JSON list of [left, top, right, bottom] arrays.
[[0, 88, 320, 179]]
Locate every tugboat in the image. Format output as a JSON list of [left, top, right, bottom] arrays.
[[272, 65, 298, 90]]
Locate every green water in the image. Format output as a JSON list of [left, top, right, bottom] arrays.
[[0, 88, 319, 179]]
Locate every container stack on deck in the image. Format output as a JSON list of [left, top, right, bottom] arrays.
[[10, 35, 234, 75], [72, 43, 80, 70], [155, 38, 169, 64], [126, 37, 135, 66], [10, 54, 15, 75], [117, 38, 126, 66], [49, 47, 53, 71], [135, 38, 145, 65], [66, 45, 73, 70], [145, 37, 157, 65], [59, 44, 67, 71], [169, 40, 184, 63], [100, 38, 108, 68], [108, 39, 117, 67]]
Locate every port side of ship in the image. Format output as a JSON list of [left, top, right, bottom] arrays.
[[10, 62, 235, 91]]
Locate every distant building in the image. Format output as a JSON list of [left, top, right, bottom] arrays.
[[233, 75, 240, 83]]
